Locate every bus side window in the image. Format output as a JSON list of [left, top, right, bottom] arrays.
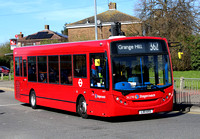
[[28, 56, 37, 82], [23, 59, 27, 77], [48, 56, 59, 84], [60, 55, 72, 85], [38, 56, 47, 83], [73, 55, 87, 78], [15, 57, 20, 76], [20, 57, 22, 76]]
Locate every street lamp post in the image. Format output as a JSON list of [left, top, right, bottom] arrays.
[[94, 0, 98, 40]]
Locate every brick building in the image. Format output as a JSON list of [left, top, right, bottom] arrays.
[[66, 2, 142, 42], [17, 25, 68, 47]]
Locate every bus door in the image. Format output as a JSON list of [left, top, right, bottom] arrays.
[[21, 57, 28, 95], [14, 56, 28, 99], [89, 53, 109, 114]]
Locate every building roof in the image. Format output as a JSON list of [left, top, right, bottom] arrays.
[[22, 29, 68, 40], [66, 9, 141, 28]]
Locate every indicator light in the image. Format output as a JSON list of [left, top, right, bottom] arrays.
[[116, 97, 119, 101], [120, 100, 123, 103]]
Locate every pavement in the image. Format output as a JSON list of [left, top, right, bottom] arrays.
[[0, 80, 200, 113], [0, 80, 14, 91]]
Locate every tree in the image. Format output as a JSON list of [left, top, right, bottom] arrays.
[[61, 23, 68, 36], [137, 0, 200, 70], [0, 43, 13, 70], [190, 35, 200, 70]]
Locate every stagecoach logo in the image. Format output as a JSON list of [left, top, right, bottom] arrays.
[[78, 79, 83, 87], [135, 94, 139, 99]]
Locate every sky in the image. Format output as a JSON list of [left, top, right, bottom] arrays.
[[0, 0, 139, 45]]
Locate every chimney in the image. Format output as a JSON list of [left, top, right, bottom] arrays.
[[18, 32, 24, 39], [109, 2, 117, 10], [45, 25, 49, 30]]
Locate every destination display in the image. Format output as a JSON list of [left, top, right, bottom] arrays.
[[111, 40, 167, 55]]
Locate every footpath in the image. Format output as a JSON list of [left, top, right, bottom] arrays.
[[0, 80, 14, 91], [0, 80, 199, 113]]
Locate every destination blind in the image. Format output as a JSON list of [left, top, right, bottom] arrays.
[[111, 39, 168, 55]]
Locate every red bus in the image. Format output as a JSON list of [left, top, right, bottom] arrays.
[[14, 36, 173, 118]]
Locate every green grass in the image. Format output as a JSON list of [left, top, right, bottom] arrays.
[[173, 71, 200, 78], [173, 71, 200, 89], [1, 74, 14, 80]]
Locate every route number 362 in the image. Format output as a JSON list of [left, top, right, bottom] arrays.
[[150, 42, 159, 51]]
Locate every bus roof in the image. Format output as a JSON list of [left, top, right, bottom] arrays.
[[13, 36, 167, 56]]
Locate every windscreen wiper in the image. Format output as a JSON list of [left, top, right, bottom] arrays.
[[150, 84, 165, 93]]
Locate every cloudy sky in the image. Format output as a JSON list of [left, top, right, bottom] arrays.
[[0, 0, 138, 44]]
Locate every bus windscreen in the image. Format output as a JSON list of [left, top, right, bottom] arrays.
[[111, 39, 172, 94]]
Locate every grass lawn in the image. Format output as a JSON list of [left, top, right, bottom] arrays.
[[173, 70, 200, 78], [1, 74, 14, 80]]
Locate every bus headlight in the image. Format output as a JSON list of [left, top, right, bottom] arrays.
[[114, 96, 128, 106]]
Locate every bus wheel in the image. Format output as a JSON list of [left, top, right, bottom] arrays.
[[30, 90, 37, 109], [77, 96, 88, 119]]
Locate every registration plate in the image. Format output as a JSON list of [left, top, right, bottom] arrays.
[[139, 109, 153, 115]]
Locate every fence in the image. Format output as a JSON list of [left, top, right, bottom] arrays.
[[0, 73, 13, 80], [174, 77, 200, 106]]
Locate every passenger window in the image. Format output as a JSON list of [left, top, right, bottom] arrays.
[[60, 55, 72, 85], [20, 57, 22, 76], [23, 60, 27, 77], [90, 53, 106, 88], [28, 57, 37, 82], [48, 56, 59, 83], [73, 55, 87, 78], [38, 56, 47, 83], [15, 57, 20, 76]]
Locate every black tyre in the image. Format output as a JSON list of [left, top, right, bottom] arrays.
[[77, 96, 88, 119], [30, 90, 37, 109]]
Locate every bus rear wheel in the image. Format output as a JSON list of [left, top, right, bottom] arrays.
[[77, 96, 88, 119], [30, 90, 37, 109]]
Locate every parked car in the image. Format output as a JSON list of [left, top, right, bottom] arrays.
[[0, 66, 10, 75]]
